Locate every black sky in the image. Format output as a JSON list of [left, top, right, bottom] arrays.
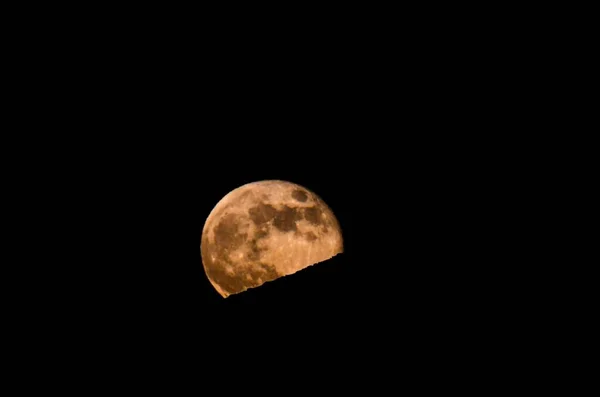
[[62, 55, 522, 347], [15, 8, 564, 390], [31, 24, 540, 379], [93, 110, 518, 343]]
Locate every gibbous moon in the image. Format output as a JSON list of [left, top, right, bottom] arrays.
[[200, 180, 343, 298]]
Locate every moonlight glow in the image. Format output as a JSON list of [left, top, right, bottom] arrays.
[[200, 180, 343, 298]]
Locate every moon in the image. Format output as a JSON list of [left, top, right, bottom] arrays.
[[200, 180, 343, 298]]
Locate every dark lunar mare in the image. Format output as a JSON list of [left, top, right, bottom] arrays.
[[248, 203, 277, 225], [213, 213, 247, 250], [272, 205, 303, 232], [302, 206, 322, 225], [291, 189, 308, 202]]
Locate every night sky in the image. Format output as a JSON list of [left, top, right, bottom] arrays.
[[22, 8, 547, 389]]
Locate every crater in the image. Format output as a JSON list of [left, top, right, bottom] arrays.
[[291, 189, 308, 202], [304, 231, 318, 241]]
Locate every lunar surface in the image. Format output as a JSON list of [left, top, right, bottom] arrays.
[[200, 180, 343, 298]]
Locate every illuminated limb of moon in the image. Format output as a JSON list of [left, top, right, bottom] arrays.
[[200, 180, 343, 298]]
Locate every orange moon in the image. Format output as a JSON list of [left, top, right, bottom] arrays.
[[200, 180, 343, 298]]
